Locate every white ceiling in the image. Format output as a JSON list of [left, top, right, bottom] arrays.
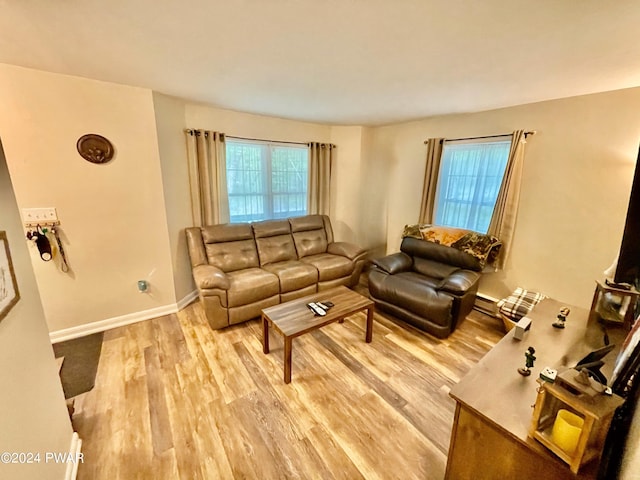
[[2, 0, 640, 126]]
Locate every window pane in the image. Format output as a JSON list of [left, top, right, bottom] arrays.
[[434, 139, 510, 233], [226, 140, 309, 222]]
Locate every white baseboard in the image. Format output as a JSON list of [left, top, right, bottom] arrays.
[[177, 289, 198, 310], [64, 432, 82, 480], [474, 293, 500, 317], [49, 290, 199, 343]]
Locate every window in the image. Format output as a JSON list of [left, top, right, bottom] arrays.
[[226, 139, 309, 222], [434, 137, 511, 233]]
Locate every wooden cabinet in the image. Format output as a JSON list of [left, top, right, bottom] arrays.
[[446, 298, 625, 480]]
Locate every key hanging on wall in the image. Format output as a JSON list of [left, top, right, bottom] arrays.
[[51, 226, 69, 272], [33, 225, 53, 261]]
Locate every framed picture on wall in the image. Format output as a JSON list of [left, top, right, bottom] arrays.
[[0, 231, 20, 322]]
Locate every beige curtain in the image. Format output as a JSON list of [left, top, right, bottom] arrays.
[[308, 142, 334, 215], [185, 129, 230, 226], [418, 138, 445, 223], [488, 130, 527, 268]]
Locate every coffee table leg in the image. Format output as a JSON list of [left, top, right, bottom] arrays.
[[365, 306, 374, 343], [262, 315, 270, 354], [284, 337, 292, 384]]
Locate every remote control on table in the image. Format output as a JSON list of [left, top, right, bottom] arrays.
[[307, 302, 327, 316]]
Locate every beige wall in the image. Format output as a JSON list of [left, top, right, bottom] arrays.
[[152, 93, 194, 302], [186, 103, 332, 143], [0, 141, 73, 479], [329, 126, 387, 252], [373, 87, 640, 308], [0, 64, 177, 333], [329, 126, 364, 244]]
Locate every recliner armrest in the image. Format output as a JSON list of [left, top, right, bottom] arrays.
[[193, 265, 230, 290], [327, 241, 366, 261], [438, 270, 479, 295], [372, 252, 412, 275]]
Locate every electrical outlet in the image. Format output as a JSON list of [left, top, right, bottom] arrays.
[[22, 207, 58, 224]]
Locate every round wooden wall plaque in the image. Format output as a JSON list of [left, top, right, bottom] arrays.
[[77, 134, 114, 164]]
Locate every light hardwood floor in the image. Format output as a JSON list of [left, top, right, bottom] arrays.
[[72, 286, 503, 479]]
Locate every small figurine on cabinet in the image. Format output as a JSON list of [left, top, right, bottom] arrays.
[[518, 346, 536, 376], [552, 306, 571, 329]]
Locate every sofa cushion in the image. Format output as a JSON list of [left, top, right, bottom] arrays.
[[412, 257, 460, 279], [289, 214, 325, 233], [290, 215, 330, 258], [369, 271, 453, 327], [226, 268, 279, 307], [202, 223, 254, 243], [327, 241, 366, 261], [262, 261, 318, 293], [301, 253, 354, 281], [401, 237, 482, 272], [252, 219, 291, 238], [292, 229, 328, 258], [185, 227, 208, 267], [192, 264, 230, 290], [201, 223, 260, 272], [439, 270, 481, 295], [372, 252, 413, 275], [255, 234, 298, 266], [205, 239, 260, 273]]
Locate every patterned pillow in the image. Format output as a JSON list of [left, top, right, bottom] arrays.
[[402, 223, 426, 239], [497, 288, 546, 322], [451, 232, 502, 268], [419, 226, 469, 246], [402, 224, 502, 267]]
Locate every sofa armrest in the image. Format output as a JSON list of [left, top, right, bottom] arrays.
[[372, 252, 412, 275], [193, 265, 230, 290], [327, 241, 366, 261], [438, 270, 479, 295]]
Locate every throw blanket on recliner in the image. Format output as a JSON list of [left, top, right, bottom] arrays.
[[402, 224, 502, 268]]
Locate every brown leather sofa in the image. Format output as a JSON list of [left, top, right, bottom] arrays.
[[185, 215, 366, 330], [368, 236, 483, 338]]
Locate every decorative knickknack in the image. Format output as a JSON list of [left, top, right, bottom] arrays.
[[529, 371, 624, 474], [77, 134, 114, 164]]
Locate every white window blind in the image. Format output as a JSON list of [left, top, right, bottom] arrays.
[[226, 139, 309, 222], [434, 137, 511, 233]]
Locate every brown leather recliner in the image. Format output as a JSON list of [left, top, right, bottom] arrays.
[[368, 236, 482, 338], [185, 215, 366, 330]]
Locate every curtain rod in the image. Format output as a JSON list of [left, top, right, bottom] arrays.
[[227, 135, 310, 146], [185, 130, 335, 147], [423, 130, 537, 144]]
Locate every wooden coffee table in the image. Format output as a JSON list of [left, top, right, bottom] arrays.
[[262, 286, 374, 383]]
